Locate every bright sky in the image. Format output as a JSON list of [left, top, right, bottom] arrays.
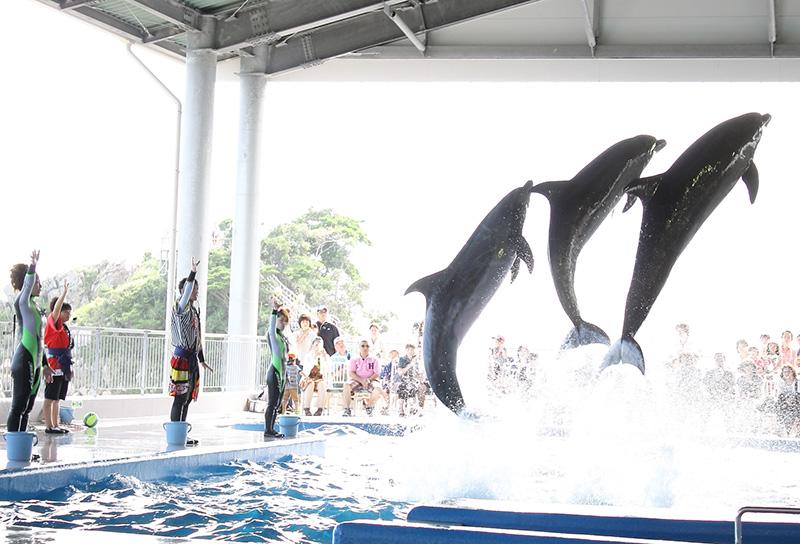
[[2, 1, 798, 363]]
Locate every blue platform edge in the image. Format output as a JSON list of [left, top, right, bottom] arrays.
[[231, 421, 414, 436], [396, 505, 800, 544]]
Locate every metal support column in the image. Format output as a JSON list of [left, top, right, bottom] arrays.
[[226, 46, 269, 390], [176, 18, 217, 340]]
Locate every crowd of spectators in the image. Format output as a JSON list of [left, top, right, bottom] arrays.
[[277, 307, 430, 417]]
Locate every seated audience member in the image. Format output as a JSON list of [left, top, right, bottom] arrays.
[[737, 361, 763, 401], [780, 330, 795, 367], [396, 344, 422, 417], [379, 349, 399, 415], [341, 340, 382, 416], [703, 353, 735, 402], [329, 336, 350, 384], [281, 353, 302, 414], [301, 355, 327, 417], [776, 365, 800, 436]]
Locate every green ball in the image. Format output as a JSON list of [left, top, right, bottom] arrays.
[[83, 412, 99, 428]]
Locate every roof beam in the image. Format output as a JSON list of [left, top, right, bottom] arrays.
[[264, 0, 542, 75], [60, 0, 100, 9], [70, 5, 146, 41], [125, 0, 202, 31], [579, 0, 596, 56], [768, 0, 777, 57], [216, 0, 408, 53]]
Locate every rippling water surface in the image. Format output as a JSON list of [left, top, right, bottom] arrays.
[[0, 426, 411, 543]]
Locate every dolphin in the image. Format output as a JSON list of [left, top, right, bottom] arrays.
[[531, 136, 666, 350], [405, 181, 535, 415], [602, 112, 771, 373]]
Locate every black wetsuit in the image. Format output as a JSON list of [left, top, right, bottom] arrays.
[[8, 265, 44, 432], [265, 311, 287, 436]]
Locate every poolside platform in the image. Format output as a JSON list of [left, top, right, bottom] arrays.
[[0, 525, 194, 543], [0, 412, 325, 499]]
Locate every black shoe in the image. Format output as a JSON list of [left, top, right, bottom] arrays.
[[185, 438, 200, 446], [313, 408, 323, 416], [56, 427, 70, 434], [365, 407, 374, 417], [342, 408, 352, 417], [263, 431, 285, 439], [303, 408, 312, 416], [45, 428, 62, 434]]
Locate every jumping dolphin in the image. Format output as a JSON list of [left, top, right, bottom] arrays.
[[531, 136, 666, 350], [602, 112, 771, 373], [405, 181, 535, 415]]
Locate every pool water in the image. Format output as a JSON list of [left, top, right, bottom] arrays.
[[0, 427, 411, 543]]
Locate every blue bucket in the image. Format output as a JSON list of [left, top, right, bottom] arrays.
[[59, 406, 75, 425], [4, 432, 38, 462], [278, 415, 301, 438], [163, 422, 192, 446]]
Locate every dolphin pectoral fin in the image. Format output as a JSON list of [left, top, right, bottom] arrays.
[[405, 270, 446, 297], [518, 236, 534, 274], [561, 320, 611, 350], [622, 193, 638, 213], [510, 257, 521, 283], [600, 335, 645, 374], [742, 161, 759, 204], [623, 175, 662, 212]]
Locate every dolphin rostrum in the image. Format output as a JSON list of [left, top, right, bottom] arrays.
[[603, 112, 771, 373], [531, 136, 666, 350], [405, 181, 535, 415]]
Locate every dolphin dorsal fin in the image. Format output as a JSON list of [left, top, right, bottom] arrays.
[[405, 270, 446, 298], [742, 161, 759, 204], [529, 180, 567, 201], [623, 175, 662, 212]]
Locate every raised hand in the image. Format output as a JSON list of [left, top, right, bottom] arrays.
[[191, 257, 200, 273], [30, 250, 40, 265], [272, 297, 282, 311], [62, 281, 69, 295]]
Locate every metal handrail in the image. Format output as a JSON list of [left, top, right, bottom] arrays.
[[734, 506, 800, 544]]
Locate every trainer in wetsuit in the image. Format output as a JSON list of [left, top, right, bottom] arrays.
[[43, 281, 74, 434], [265, 298, 289, 439], [8, 251, 54, 432], [168, 258, 213, 444]]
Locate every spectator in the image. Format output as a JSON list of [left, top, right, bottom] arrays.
[[517, 346, 538, 392], [43, 283, 74, 434], [379, 349, 399, 415], [763, 342, 780, 374], [737, 361, 763, 401], [703, 352, 735, 402], [396, 344, 422, 417], [367, 323, 386, 362], [776, 366, 800, 436], [300, 353, 327, 417], [735, 339, 750, 364], [780, 330, 795, 367], [293, 314, 317, 370], [341, 340, 381, 416], [759, 333, 771, 357], [489, 335, 507, 381], [329, 336, 350, 381], [315, 306, 340, 356], [281, 353, 302, 414]]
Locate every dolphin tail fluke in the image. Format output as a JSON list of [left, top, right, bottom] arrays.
[[405, 270, 445, 298], [529, 180, 564, 200], [623, 175, 662, 212], [561, 320, 611, 350], [742, 161, 759, 204], [600, 334, 645, 374]]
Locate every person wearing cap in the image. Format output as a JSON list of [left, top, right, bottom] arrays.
[[315, 306, 340, 356], [281, 352, 302, 414]]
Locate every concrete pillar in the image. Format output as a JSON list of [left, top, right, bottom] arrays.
[[176, 19, 217, 333], [226, 46, 269, 390]]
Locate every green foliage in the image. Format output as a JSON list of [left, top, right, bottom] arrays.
[[41, 210, 372, 334], [76, 254, 166, 330], [260, 209, 370, 333]]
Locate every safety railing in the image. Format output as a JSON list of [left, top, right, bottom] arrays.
[[0, 322, 407, 397], [734, 506, 800, 544]]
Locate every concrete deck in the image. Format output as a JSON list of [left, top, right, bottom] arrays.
[[0, 412, 325, 499]]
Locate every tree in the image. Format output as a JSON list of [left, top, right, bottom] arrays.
[[260, 209, 370, 332], [75, 254, 166, 329]]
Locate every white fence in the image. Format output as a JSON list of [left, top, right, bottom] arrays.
[[0, 323, 406, 398]]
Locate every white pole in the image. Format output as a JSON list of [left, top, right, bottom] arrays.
[[226, 46, 269, 390]]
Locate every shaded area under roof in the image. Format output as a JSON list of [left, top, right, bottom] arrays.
[[35, 0, 800, 81]]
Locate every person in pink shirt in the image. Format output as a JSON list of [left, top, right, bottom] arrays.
[[341, 339, 382, 416], [780, 330, 795, 367]]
